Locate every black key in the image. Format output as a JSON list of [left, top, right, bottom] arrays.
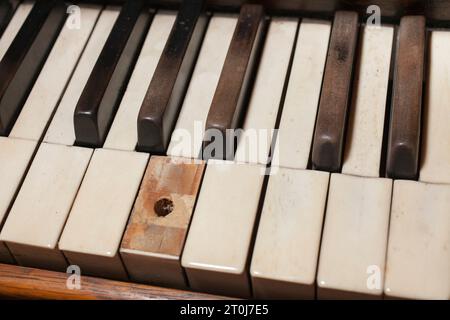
[[137, 0, 208, 153], [0, 0, 67, 135], [74, 0, 152, 147], [0, 0, 15, 37]]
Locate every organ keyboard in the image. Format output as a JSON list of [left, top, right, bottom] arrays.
[[0, 0, 448, 300]]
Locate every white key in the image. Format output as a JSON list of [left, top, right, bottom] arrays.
[[271, 19, 330, 170], [342, 25, 393, 177], [384, 180, 449, 300], [0, 2, 34, 61], [44, 7, 120, 146], [104, 11, 176, 151], [317, 174, 392, 299], [182, 161, 265, 298], [9, 5, 101, 141], [235, 17, 297, 165], [250, 168, 329, 299], [0, 137, 36, 263], [167, 14, 237, 159], [420, 31, 450, 184], [0, 143, 92, 271], [59, 149, 148, 280]]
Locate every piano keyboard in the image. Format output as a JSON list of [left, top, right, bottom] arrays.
[[0, 0, 448, 300]]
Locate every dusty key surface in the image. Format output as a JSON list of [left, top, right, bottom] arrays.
[[384, 181, 449, 300], [120, 156, 205, 288], [251, 168, 329, 299], [0, 137, 36, 263], [0, 143, 92, 271], [59, 149, 149, 280], [420, 30, 450, 184], [317, 174, 392, 299], [182, 160, 265, 298], [272, 19, 330, 170]]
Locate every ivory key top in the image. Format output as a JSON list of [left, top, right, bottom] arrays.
[[311, 11, 359, 172], [74, 0, 152, 147], [384, 181, 449, 300], [0, 143, 93, 271], [386, 16, 426, 180], [59, 149, 149, 280], [0, 137, 37, 263], [120, 156, 205, 288], [137, 0, 208, 153], [202, 4, 265, 160]]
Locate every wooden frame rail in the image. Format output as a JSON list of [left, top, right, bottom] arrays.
[[0, 264, 230, 300]]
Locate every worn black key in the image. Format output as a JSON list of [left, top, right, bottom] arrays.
[[74, 0, 152, 147], [202, 4, 265, 160], [311, 11, 359, 172], [137, 0, 208, 153], [0, 0, 67, 135]]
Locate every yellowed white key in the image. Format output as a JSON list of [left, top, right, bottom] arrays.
[[167, 14, 237, 159], [0, 2, 34, 60], [250, 168, 329, 299], [420, 31, 450, 184], [233, 17, 297, 165], [272, 19, 330, 169], [59, 149, 148, 280], [182, 161, 265, 298], [10, 5, 101, 141], [0, 137, 36, 263], [0, 143, 92, 271], [44, 7, 120, 146], [104, 11, 176, 151], [317, 174, 392, 299], [342, 25, 393, 177], [384, 180, 449, 300]]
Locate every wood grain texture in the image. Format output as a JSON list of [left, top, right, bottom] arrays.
[[137, 0, 208, 153], [386, 15, 425, 180], [311, 11, 359, 172], [203, 4, 264, 160], [0, 0, 67, 135], [74, 0, 151, 147], [0, 263, 229, 299]]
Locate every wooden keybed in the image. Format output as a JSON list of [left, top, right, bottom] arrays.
[[0, 0, 448, 300]]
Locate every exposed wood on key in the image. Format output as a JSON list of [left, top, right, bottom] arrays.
[[386, 16, 426, 180], [311, 11, 359, 172], [202, 4, 265, 160], [74, 0, 152, 147], [0, 0, 67, 135], [137, 0, 208, 153], [120, 156, 205, 288]]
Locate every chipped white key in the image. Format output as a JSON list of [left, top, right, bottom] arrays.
[[44, 7, 120, 146], [104, 11, 176, 151], [384, 181, 449, 300], [272, 19, 330, 169], [342, 25, 393, 177], [420, 31, 450, 184], [0, 143, 92, 271], [59, 149, 148, 280], [167, 14, 237, 159], [250, 168, 329, 299], [182, 161, 265, 298], [235, 17, 297, 165], [0, 137, 36, 263], [0, 2, 34, 60], [9, 5, 101, 141], [317, 174, 392, 299]]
